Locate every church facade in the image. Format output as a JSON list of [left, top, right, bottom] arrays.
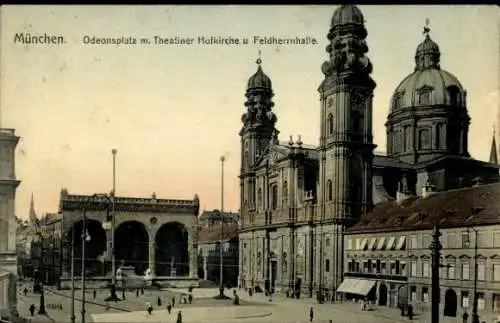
[[238, 5, 499, 300]]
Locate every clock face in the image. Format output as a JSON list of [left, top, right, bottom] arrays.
[[351, 91, 366, 110]]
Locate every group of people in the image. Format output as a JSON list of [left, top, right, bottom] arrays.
[[144, 294, 192, 323]]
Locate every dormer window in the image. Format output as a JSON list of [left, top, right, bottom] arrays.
[[393, 93, 402, 110], [447, 86, 461, 107], [418, 91, 431, 105]]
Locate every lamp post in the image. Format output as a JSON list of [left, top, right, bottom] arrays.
[[108, 148, 120, 302], [70, 225, 75, 323], [429, 222, 441, 323], [38, 233, 47, 315], [81, 205, 91, 323], [466, 228, 480, 323], [219, 155, 225, 298]]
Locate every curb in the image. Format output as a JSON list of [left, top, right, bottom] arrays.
[[46, 289, 131, 313]]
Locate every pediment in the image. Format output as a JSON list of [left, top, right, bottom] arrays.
[[416, 85, 435, 92], [254, 145, 289, 168], [445, 255, 456, 260], [490, 254, 500, 260], [458, 255, 471, 260]]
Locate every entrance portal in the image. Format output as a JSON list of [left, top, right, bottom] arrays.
[[444, 289, 457, 317], [68, 219, 107, 277], [115, 221, 149, 275], [155, 222, 189, 276]]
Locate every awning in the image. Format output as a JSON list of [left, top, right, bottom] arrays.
[[376, 237, 386, 250], [387, 236, 396, 250], [360, 238, 368, 250], [336, 278, 377, 296], [368, 238, 377, 250], [396, 236, 406, 250]]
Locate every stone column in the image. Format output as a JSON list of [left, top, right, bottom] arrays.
[[188, 231, 197, 278], [148, 234, 155, 277], [203, 255, 208, 280]]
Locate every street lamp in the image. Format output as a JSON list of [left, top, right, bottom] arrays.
[[465, 228, 480, 323], [108, 148, 119, 302], [81, 204, 92, 323], [34, 229, 47, 315], [214, 155, 229, 300], [429, 222, 442, 323], [70, 224, 75, 323]]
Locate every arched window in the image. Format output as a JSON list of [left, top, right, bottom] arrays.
[[393, 94, 402, 110], [244, 151, 249, 169], [447, 86, 461, 107], [257, 188, 263, 209], [436, 123, 446, 149], [404, 125, 411, 151], [327, 179, 333, 201], [327, 113, 334, 135], [393, 130, 402, 153], [419, 128, 431, 149], [271, 185, 278, 210], [282, 181, 288, 207]]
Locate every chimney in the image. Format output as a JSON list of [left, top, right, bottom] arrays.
[[422, 179, 436, 198]]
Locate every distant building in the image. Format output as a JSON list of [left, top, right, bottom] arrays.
[[30, 213, 62, 285], [0, 128, 21, 317], [343, 183, 500, 322], [198, 222, 239, 287], [199, 210, 239, 228]]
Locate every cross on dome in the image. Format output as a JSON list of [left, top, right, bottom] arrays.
[[256, 50, 262, 65], [423, 18, 430, 37]]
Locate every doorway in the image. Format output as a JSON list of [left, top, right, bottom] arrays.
[[271, 260, 277, 292], [444, 289, 457, 317], [378, 283, 388, 306]]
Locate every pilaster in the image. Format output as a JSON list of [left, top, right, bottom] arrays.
[[148, 234, 155, 277], [188, 232, 197, 278]]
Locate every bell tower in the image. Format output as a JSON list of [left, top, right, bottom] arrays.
[[239, 55, 277, 228], [318, 5, 376, 299]]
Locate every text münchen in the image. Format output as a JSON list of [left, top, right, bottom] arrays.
[[14, 33, 65, 45]]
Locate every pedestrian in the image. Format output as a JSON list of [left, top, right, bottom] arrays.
[[176, 310, 183, 323], [188, 293, 193, 304], [172, 296, 176, 307], [29, 304, 35, 316], [408, 304, 414, 320], [122, 289, 126, 300], [167, 303, 172, 314], [309, 306, 314, 322], [93, 290, 96, 299], [146, 301, 153, 315], [463, 311, 469, 323], [136, 289, 139, 297], [157, 296, 162, 307], [141, 288, 144, 295], [23, 287, 28, 296]]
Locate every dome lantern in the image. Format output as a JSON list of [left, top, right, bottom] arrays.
[[414, 19, 441, 71], [247, 51, 272, 90]]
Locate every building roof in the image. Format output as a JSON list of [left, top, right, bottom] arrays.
[[198, 223, 239, 243], [347, 182, 500, 234], [199, 210, 239, 221]]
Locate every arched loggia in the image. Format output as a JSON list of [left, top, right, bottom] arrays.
[[155, 222, 189, 277], [115, 221, 149, 275], [67, 219, 107, 277]]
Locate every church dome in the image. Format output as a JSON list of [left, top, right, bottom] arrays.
[[247, 64, 272, 90], [331, 5, 364, 26], [390, 28, 465, 112]]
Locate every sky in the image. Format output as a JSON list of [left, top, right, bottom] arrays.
[[1, 5, 499, 220]]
